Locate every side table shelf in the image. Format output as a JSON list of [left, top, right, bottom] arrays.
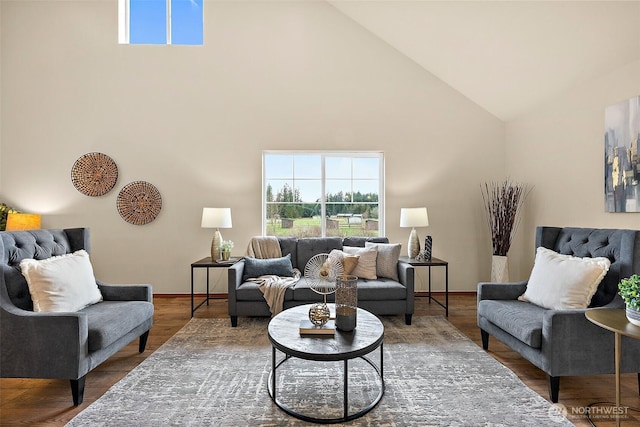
[[190, 256, 241, 316], [399, 256, 449, 317]]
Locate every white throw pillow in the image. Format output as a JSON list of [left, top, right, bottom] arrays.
[[342, 246, 378, 280], [20, 250, 103, 312], [519, 247, 611, 310], [365, 242, 401, 281]]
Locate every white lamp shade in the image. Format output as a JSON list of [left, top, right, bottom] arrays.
[[400, 207, 429, 228], [201, 208, 232, 228]]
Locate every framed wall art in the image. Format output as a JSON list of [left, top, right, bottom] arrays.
[[605, 95, 640, 212]]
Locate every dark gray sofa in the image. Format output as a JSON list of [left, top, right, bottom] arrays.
[[228, 236, 415, 326], [478, 226, 640, 402], [0, 228, 154, 405]]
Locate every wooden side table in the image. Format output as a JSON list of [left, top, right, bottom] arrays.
[[585, 308, 640, 426], [399, 256, 449, 316], [190, 256, 240, 316]]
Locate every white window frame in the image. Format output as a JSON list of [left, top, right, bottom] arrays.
[[118, 0, 129, 44], [119, 0, 197, 45], [262, 151, 385, 237]]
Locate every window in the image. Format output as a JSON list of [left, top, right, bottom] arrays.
[[118, 0, 203, 45], [263, 152, 384, 238]]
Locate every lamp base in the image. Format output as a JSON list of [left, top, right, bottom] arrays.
[[212, 229, 223, 260], [408, 228, 420, 258]]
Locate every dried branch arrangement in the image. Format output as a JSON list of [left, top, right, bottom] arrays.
[[481, 179, 531, 256]]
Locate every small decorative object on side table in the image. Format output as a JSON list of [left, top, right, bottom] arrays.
[[423, 236, 433, 261], [618, 274, 640, 326], [219, 240, 234, 261]]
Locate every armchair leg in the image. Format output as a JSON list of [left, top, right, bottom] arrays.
[[405, 314, 412, 325], [71, 376, 86, 406], [637, 373, 640, 396], [548, 376, 560, 403], [231, 316, 238, 327], [480, 329, 489, 350], [139, 330, 150, 353]]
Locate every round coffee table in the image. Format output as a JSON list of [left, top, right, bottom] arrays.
[[267, 304, 384, 423]]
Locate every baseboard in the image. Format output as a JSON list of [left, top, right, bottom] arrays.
[[154, 292, 477, 299], [415, 291, 476, 297], [154, 293, 228, 299]]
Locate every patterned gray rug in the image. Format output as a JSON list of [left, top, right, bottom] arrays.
[[67, 316, 573, 426]]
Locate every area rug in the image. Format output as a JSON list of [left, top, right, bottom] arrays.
[[67, 316, 573, 426]]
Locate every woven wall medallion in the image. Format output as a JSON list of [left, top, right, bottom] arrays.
[[71, 152, 118, 197], [116, 181, 162, 225]]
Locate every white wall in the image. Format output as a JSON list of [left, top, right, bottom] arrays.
[[0, 1, 504, 294], [506, 60, 640, 280]]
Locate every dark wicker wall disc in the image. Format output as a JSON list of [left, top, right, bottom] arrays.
[[116, 181, 162, 225], [71, 152, 118, 197]]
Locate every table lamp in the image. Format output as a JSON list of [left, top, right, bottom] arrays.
[[201, 208, 232, 260], [5, 213, 42, 231], [400, 207, 429, 258]]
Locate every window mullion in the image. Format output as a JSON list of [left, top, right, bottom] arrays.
[[321, 155, 326, 237], [166, 0, 172, 44]]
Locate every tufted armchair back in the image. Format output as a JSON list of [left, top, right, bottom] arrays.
[[0, 228, 89, 311], [535, 226, 640, 307]]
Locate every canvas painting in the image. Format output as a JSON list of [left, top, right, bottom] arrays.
[[605, 95, 640, 212]]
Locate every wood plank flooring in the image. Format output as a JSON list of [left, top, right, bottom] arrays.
[[1, 294, 639, 426]]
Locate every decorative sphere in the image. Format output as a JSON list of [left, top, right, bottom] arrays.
[[308, 302, 331, 326]]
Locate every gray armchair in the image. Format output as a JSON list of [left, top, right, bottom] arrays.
[[0, 228, 154, 405], [478, 226, 640, 402]]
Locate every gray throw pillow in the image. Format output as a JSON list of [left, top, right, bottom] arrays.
[[243, 254, 295, 281], [365, 242, 401, 281]]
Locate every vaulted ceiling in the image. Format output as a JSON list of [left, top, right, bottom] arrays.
[[328, 1, 640, 121]]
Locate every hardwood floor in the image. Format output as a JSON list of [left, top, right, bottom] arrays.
[[1, 294, 638, 426]]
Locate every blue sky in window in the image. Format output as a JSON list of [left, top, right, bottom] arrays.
[[130, 0, 166, 44], [172, 0, 203, 45], [129, 0, 202, 45]]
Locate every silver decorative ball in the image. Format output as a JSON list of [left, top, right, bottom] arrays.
[[308, 302, 330, 326]]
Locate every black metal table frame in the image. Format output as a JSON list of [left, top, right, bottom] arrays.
[[268, 342, 385, 424], [399, 256, 449, 317], [190, 257, 237, 317]]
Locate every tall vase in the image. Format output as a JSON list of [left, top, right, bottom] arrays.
[[491, 255, 509, 283], [335, 275, 358, 331]]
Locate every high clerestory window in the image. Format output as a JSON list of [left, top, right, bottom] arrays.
[[118, 0, 203, 45], [263, 152, 384, 238]]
